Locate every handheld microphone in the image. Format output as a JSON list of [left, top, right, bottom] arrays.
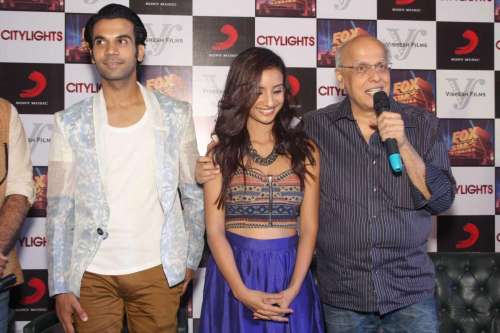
[[373, 91, 403, 174]]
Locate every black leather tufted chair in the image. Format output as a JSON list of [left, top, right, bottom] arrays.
[[429, 253, 500, 333]]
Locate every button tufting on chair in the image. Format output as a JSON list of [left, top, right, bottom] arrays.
[[430, 253, 500, 333]]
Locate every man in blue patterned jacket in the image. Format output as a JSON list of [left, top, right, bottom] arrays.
[[46, 4, 204, 333]]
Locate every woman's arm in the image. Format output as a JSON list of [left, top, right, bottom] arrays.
[[204, 168, 292, 321]]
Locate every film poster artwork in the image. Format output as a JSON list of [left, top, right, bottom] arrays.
[[496, 0, 500, 22], [0, 0, 63, 11], [27, 166, 47, 218], [317, 19, 376, 67], [390, 70, 436, 113], [440, 119, 494, 166], [140, 66, 192, 104], [256, 0, 316, 18], [65, 13, 92, 64]]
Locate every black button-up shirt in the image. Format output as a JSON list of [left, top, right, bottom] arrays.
[[303, 98, 455, 314]]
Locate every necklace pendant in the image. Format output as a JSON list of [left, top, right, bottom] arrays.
[[248, 143, 278, 166]]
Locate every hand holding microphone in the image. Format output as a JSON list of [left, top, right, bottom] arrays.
[[373, 91, 405, 174]]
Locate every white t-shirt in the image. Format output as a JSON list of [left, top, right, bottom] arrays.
[[87, 107, 164, 275]]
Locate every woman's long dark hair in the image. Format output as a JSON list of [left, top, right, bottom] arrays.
[[209, 47, 316, 208]]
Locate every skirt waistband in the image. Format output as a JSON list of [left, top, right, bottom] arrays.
[[226, 231, 298, 251]]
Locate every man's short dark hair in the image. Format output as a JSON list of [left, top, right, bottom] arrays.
[[84, 3, 147, 49]]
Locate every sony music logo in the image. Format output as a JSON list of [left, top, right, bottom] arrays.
[[0, 30, 63, 41], [318, 85, 346, 96], [66, 82, 101, 94], [256, 35, 315, 47], [144, 1, 178, 6], [18, 236, 47, 247], [455, 184, 493, 195]]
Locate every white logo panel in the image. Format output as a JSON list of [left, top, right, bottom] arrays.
[[316, 68, 346, 109], [0, 12, 64, 63], [255, 17, 316, 68], [443, 167, 495, 215], [140, 15, 193, 66], [65, 64, 100, 109], [19, 114, 53, 166], [427, 216, 437, 253], [193, 0, 254, 16], [65, 0, 129, 13], [16, 218, 48, 270], [317, 0, 376, 19], [436, 70, 493, 119], [436, 0, 493, 22], [378, 20, 436, 70], [194, 116, 216, 156], [192, 66, 229, 118]]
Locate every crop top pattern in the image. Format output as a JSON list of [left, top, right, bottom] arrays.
[[225, 168, 303, 229]]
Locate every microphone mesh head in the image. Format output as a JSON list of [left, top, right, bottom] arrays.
[[373, 91, 390, 115]]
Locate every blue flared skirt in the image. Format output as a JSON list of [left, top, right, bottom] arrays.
[[200, 232, 325, 333]]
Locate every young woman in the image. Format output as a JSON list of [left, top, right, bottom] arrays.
[[199, 47, 324, 333]]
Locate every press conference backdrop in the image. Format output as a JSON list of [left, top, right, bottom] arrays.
[[0, 0, 499, 331]]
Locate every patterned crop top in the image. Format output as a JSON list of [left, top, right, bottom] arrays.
[[225, 168, 304, 229]]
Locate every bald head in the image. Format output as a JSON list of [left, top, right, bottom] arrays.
[[336, 35, 390, 68]]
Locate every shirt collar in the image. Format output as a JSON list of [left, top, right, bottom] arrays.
[[326, 96, 416, 128]]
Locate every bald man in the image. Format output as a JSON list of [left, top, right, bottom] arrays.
[[195, 37, 456, 332]]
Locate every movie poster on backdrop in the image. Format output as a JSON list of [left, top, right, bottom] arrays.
[[496, 167, 500, 213], [436, 69, 493, 119], [440, 118, 495, 167], [496, 119, 500, 167], [390, 69, 436, 113], [317, 19, 377, 67], [140, 65, 192, 103], [496, 0, 500, 22], [65, 13, 92, 64], [255, 0, 316, 18]]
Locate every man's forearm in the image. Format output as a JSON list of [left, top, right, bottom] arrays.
[[0, 194, 30, 255], [399, 142, 431, 200]]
